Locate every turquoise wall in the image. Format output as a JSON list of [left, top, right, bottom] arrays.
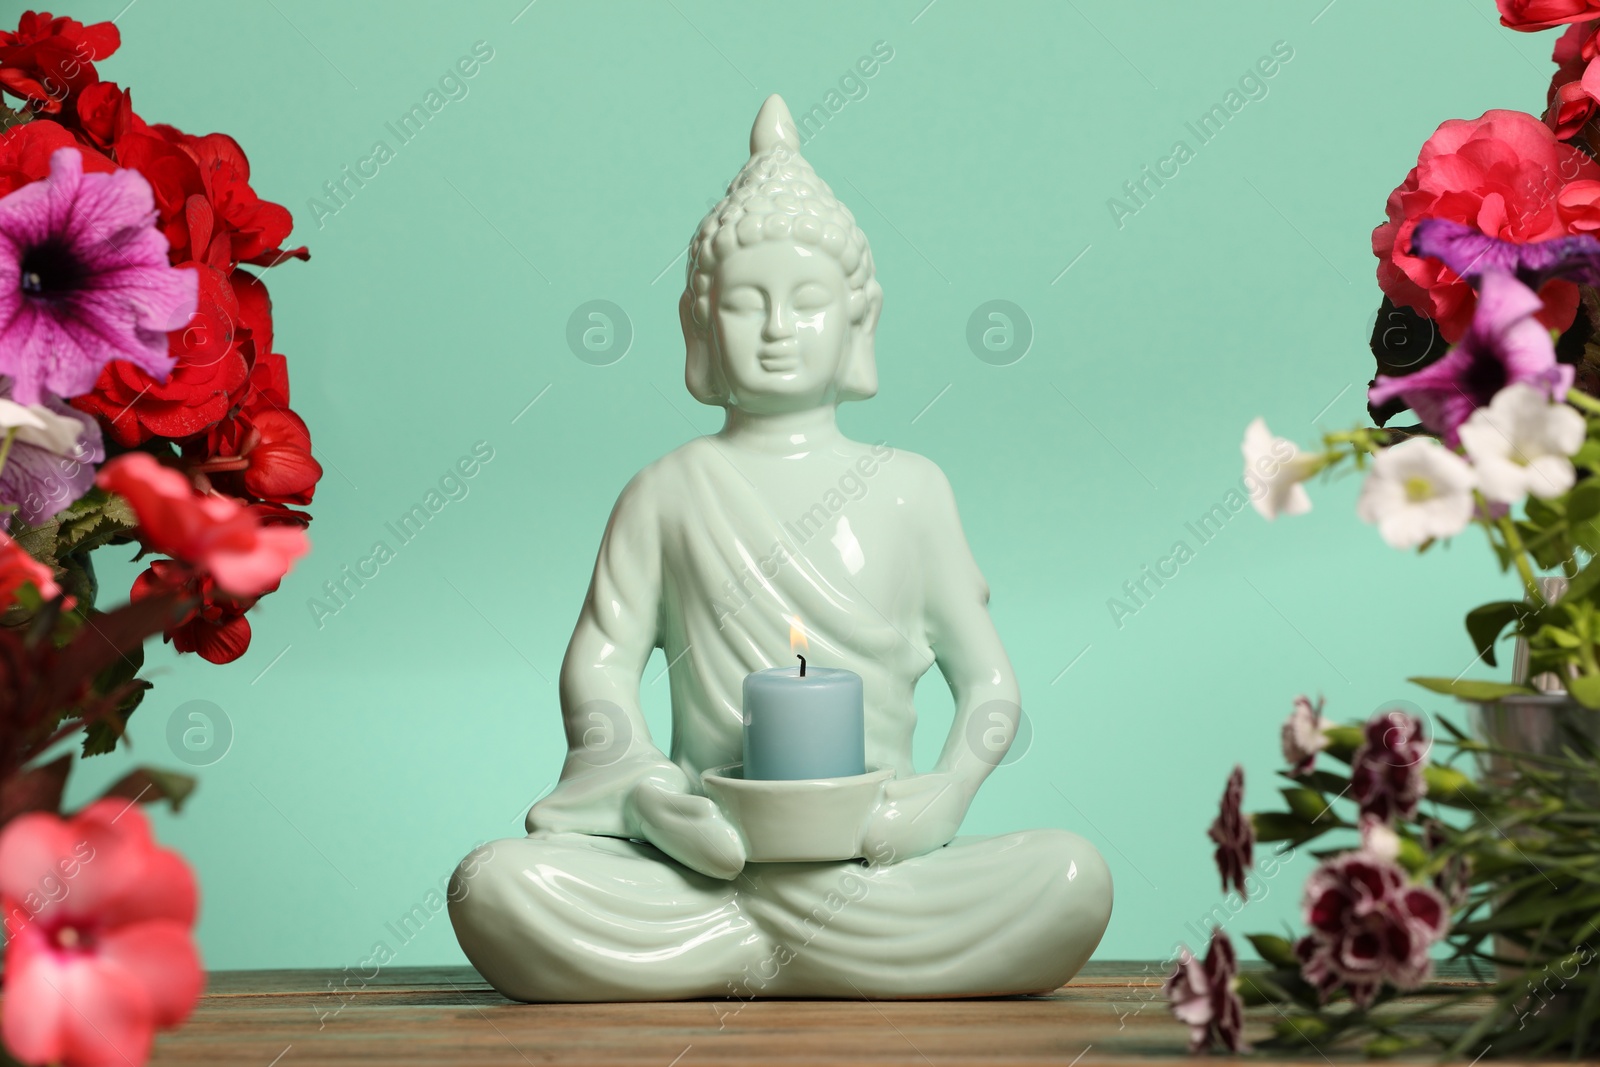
[[62, 0, 1544, 970]]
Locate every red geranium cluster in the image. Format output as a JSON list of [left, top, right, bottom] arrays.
[[0, 10, 317, 663], [1372, 109, 1600, 345]]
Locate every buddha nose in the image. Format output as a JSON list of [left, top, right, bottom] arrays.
[[762, 301, 796, 340]]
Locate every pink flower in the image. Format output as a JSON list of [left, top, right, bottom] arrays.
[[1372, 110, 1599, 344], [1208, 766, 1254, 898], [0, 527, 57, 606], [1164, 927, 1249, 1054], [1545, 23, 1600, 138], [1500, 0, 1600, 30], [1559, 178, 1600, 233], [0, 146, 198, 405], [1296, 850, 1449, 1008], [0, 800, 202, 1067], [95, 451, 307, 597], [1281, 695, 1327, 774], [1349, 710, 1430, 823]]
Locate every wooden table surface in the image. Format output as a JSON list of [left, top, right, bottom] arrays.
[[145, 962, 1503, 1066]]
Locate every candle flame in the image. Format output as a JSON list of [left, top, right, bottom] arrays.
[[788, 616, 809, 655]]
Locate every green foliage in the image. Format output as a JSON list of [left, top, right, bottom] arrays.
[[1245, 933, 1300, 970], [1230, 717, 1600, 1059], [1407, 676, 1535, 701]]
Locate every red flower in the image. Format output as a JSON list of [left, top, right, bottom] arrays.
[[1500, 0, 1600, 30], [1372, 110, 1600, 343], [113, 123, 307, 270], [0, 11, 119, 117], [0, 799, 201, 1067], [0, 117, 114, 197], [1207, 765, 1254, 898], [131, 559, 259, 664], [1164, 928, 1249, 1054], [73, 79, 134, 151], [1349, 711, 1429, 823], [186, 354, 321, 506], [1559, 178, 1600, 233], [0, 529, 59, 608], [96, 452, 308, 597], [1545, 23, 1600, 138], [1296, 850, 1449, 1008], [72, 263, 249, 446]]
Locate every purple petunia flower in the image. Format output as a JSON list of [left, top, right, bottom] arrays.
[[0, 147, 198, 406], [1410, 216, 1600, 292], [1367, 270, 1573, 446]]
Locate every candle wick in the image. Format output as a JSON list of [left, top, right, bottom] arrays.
[[796, 654, 807, 677]]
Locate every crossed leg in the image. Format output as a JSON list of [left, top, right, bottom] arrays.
[[449, 827, 1112, 1003]]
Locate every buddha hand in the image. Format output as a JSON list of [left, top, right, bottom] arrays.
[[858, 770, 973, 866], [625, 777, 747, 880]]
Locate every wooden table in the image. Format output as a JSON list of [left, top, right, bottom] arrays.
[[151, 962, 1493, 1066]]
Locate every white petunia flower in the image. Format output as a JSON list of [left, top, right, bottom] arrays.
[[1356, 437, 1477, 549], [1242, 417, 1317, 520], [1457, 383, 1586, 504], [0, 397, 83, 455]]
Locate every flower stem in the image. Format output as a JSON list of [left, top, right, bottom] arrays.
[[1567, 388, 1600, 416], [1492, 506, 1542, 603], [0, 427, 16, 485]]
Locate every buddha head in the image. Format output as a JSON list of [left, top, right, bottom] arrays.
[[680, 95, 883, 414]]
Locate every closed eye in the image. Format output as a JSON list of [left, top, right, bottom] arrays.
[[792, 283, 832, 311], [719, 285, 765, 313]]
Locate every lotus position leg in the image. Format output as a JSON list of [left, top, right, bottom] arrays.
[[449, 827, 1112, 1003]]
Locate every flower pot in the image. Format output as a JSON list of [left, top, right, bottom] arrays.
[[1466, 693, 1600, 794]]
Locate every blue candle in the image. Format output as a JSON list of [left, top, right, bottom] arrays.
[[742, 656, 866, 780]]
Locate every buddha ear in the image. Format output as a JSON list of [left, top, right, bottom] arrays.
[[838, 279, 882, 403], [681, 288, 728, 407]]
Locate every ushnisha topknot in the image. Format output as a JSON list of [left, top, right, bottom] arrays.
[[683, 95, 881, 335]]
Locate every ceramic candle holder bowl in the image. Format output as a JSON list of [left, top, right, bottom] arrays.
[[700, 763, 894, 863]]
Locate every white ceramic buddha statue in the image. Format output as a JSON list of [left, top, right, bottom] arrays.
[[448, 95, 1112, 1002]]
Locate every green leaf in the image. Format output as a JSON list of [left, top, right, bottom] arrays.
[[1575, 440, 1600, 473], [1570, 671, 1600, 710], [1236, 970, 1291, 1006], [1466, 601, 1525, 668], [1423, 764, 1485, 807], [1281, 786, 1331, 822], [1323, 725, 1365, 763], [1527, 496, 1564, 527], [94, 767, 196, 814], [1245, 933, 1300, 969], [1396, 835, 1428, 875], [1536, 623, 1583, 649], [1297, 769, 1351, 795], [1365, 1033, 1416, 1059], [12, 488, 140, 581], [1273, 1013, 1331, 1045], [1252, 811, 1326, 845], [1565, 552, 1600, 603], [1569, 479, 1600, 522], [1407, 676, 1537, 701], [81, 643, 147, 757]]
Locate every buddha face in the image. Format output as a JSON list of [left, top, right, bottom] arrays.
[[709, 241, 854, 414]]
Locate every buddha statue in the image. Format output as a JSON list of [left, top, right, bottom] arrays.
[[448, 95, 1112, 1002]]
